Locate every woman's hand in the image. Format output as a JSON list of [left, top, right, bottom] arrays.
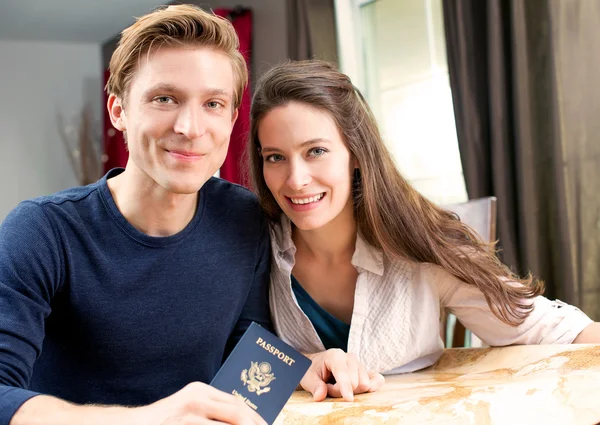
[[300, 349, 385, 402]]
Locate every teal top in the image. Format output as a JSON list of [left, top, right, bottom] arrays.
[[291, 275, 350, 352]]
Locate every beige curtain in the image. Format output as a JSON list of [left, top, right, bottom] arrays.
[[287, 0, 338, 65]]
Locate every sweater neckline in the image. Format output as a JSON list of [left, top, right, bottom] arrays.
[[98, 168, 206, 247]]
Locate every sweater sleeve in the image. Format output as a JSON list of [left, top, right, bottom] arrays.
[[223, 212, 273, 360], [0, 201, 63, 424]]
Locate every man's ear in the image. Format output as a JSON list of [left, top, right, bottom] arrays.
[[107, 94, 126, 131], [231, 108, 239, 125]]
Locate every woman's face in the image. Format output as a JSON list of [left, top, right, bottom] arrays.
[[258, 101, 356, 231]]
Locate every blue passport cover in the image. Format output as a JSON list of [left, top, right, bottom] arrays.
[[210, 322, 311, 424]]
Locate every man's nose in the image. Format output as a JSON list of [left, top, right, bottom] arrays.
[[174, 104, 206, 139]]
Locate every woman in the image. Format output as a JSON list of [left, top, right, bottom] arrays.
[[246, 60, 600, 401]]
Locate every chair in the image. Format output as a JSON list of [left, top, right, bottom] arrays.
[[442, 196, 497, 348]]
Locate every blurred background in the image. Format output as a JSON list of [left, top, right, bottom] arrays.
[[0, 0, 598, 320]]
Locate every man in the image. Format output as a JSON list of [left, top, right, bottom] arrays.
[[0, 5, 269, 424]]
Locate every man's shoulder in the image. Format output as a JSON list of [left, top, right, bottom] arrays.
[[200, 178, 268, 241], [203, 177, 261, 210], [1, 184, 101, 251], [28, 183, 100, 209], [2, 183, 101, 229]]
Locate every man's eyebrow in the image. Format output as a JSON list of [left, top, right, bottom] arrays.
[[143, 83, 181, 95], [205, 88, 232, 98], [142, 84, 232, 99], [260, 139, 331, 154]]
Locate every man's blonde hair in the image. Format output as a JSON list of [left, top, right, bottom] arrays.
[[105, 4, 247, 108]]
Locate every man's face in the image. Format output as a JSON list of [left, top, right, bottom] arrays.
[[109, 46, 238, 194]]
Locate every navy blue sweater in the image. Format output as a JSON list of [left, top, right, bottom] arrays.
[[0, 169, 272, 424]]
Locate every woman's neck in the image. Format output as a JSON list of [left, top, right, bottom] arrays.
[[292, 202, 357, 264]]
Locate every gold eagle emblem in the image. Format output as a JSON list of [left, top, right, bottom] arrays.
[[241, 361, 276, 395]]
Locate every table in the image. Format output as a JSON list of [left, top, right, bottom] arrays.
[[275, 344, 600, 424]]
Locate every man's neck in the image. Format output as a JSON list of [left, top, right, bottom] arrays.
[[107, 167, 198, 237]]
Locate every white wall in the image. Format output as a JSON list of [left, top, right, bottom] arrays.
[[0, 40, 101, 221]]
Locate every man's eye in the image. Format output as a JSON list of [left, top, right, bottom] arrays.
[[155, 96, 173, 104], [207, 101, 223, 109]]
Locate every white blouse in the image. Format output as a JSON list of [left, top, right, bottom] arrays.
[[269, 216, 593, 374]]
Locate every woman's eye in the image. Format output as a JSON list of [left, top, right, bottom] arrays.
[[310, 147, 327, 156], [265, 154, 284, 163]]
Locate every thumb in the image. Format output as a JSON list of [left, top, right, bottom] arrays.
[[300, 370, 328, 401], [311, 381, 328, 401]]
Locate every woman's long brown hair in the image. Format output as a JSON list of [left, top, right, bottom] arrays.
[[246, 60, 544, 326]]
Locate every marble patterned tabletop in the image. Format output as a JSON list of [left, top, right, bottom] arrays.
[[275, 344, 600, 425]]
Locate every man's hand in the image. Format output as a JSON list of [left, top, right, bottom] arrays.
[[11, 382, 267, 425], [300, 349, 385, 402], [138, 382, 267, 425]]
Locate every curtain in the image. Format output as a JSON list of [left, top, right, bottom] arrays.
[[287, 0, 338, 64], [549, 0, 600, 319], [443, 0, 600, 319], [215, 7, 253, 186], [103, 69, 128, 173]]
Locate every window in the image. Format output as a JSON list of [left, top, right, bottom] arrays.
[[334, 0, 467, 205]]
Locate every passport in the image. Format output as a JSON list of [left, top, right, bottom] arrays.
[[210, 322, 312, 424]]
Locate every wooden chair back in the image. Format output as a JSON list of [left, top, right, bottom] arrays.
[[442, 196, 497, 347]]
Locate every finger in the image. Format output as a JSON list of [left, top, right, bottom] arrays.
[[345, 353, 360, 390], [321, 351, 354, 401], [184, 385, 264, 425], [326, 360, 354, 402], [326, 382, 343, 398], [300, 366, 328, 396], [368, 372, 386, 392], [187, 382, 240, 404], [311, 381, 328, 402], [204, 399, 266, 425], [326, 382, 356, 402], [206, 386, 266, 424], [196, 419, 229, 425], [354, 362, 371, 394]]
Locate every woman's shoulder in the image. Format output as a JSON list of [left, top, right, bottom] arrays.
[[410, 262, 461, 287], [267, 216, 297, 277], [383, 261, 463, 303], [268, 215, 292, 252]]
